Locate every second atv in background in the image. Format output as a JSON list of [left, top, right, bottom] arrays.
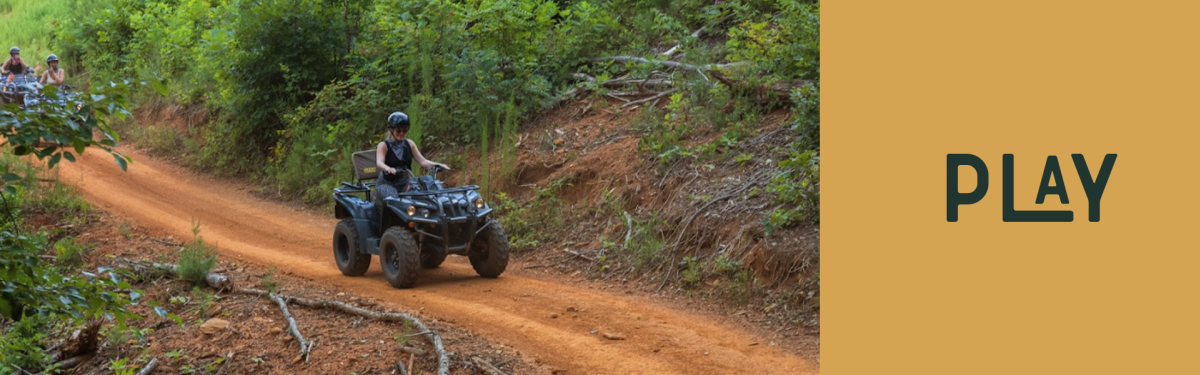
[[331, 150, 509, 288]]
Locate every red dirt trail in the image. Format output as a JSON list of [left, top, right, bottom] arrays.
[[58, 149, 817, 375]]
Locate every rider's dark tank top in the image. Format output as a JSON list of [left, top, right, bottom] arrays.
[[379, 139, 413, 184], [7, 58, 25, 74]]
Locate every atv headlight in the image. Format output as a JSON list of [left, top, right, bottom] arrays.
[[420, 209, 430, 218], [406, 205, 416, 217], [474, 198, 485, 209]]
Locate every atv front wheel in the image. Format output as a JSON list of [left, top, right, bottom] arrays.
[[380, 226, 421, 288], [333, 219, 370, 276], [469, 221, 510, 278], [419, 240, 448, 269]]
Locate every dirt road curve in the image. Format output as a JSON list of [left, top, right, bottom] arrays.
[[58, 149, 817, 375]]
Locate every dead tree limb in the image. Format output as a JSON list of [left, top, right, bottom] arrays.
[[136, 358, 160, 375], [563, 249, 595, 262], [52, 355, 91, 371], [266, 292, 313, 362], [238, 288, 450, 375], [620, 89, 678, 109], [592, 56, 744, 72]]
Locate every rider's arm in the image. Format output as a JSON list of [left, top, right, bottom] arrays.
[[407, 139, 450, 170], [376, 142, 396, 174]]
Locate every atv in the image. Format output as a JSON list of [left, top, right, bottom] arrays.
[[331, 150, 510, 288]]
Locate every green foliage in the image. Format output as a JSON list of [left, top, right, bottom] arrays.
[[0, 315, 53, 372], [0, 74, 152, 373], [766, 147, 819, 233], [32, 174, 90, 218], [108, 357, 135, 375], [0, 231, 142, 370], [177, 219, 217, 286], [619, 213, 668, 268], [725, 1, 820, 83], [492, 177, 572, 251], [54, 237, 87, 270]]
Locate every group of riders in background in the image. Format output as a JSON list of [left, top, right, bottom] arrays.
[[1, 46, 66, 90]]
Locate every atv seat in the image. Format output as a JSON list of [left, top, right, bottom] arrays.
[[351, 149, 380, 182]]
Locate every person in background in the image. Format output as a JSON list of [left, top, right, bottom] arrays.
[[1, 47, 28, 75], [39, 54, 65, 87]]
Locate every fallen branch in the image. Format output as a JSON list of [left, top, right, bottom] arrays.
[[52, 355, 91, 371], [592, 56, 744, 73], [395, 359, 410, 375], [471, 357, 507, 375], [522, 264, 553, 269], [238, 288, 450, 375], [620, 88, 678, 109], [563, 249, 595, 262], [136, 358, 160, 375], [267, 292, 313, 362]]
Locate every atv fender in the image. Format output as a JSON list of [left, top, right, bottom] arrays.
[[333, 193, 378, 254]]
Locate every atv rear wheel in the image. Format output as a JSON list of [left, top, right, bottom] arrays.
[[468, 221, 510, 278], [380, 226, 420, 288], [333, 219, 370, 276], [419, 239, 448, 269]]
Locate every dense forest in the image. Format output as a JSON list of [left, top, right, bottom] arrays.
[[47, 0, 818, 227]]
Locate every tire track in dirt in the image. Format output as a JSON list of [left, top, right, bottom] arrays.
[[58, 149, 817, 375]]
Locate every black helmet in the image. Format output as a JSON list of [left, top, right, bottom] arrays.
[[46, 54, 58, 63], [9, 47, 18, 55], [387, 112, 410, 129]]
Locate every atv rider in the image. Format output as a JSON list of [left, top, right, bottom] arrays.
[[373, 112, 451, 207], [1, 47, 28, 76], [39, 54, 65, 87]]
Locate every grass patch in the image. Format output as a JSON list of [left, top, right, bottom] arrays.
[[53, 237, 86, 269]]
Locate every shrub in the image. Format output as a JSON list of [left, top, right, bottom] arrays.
[[177, 220, 217, 286]]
